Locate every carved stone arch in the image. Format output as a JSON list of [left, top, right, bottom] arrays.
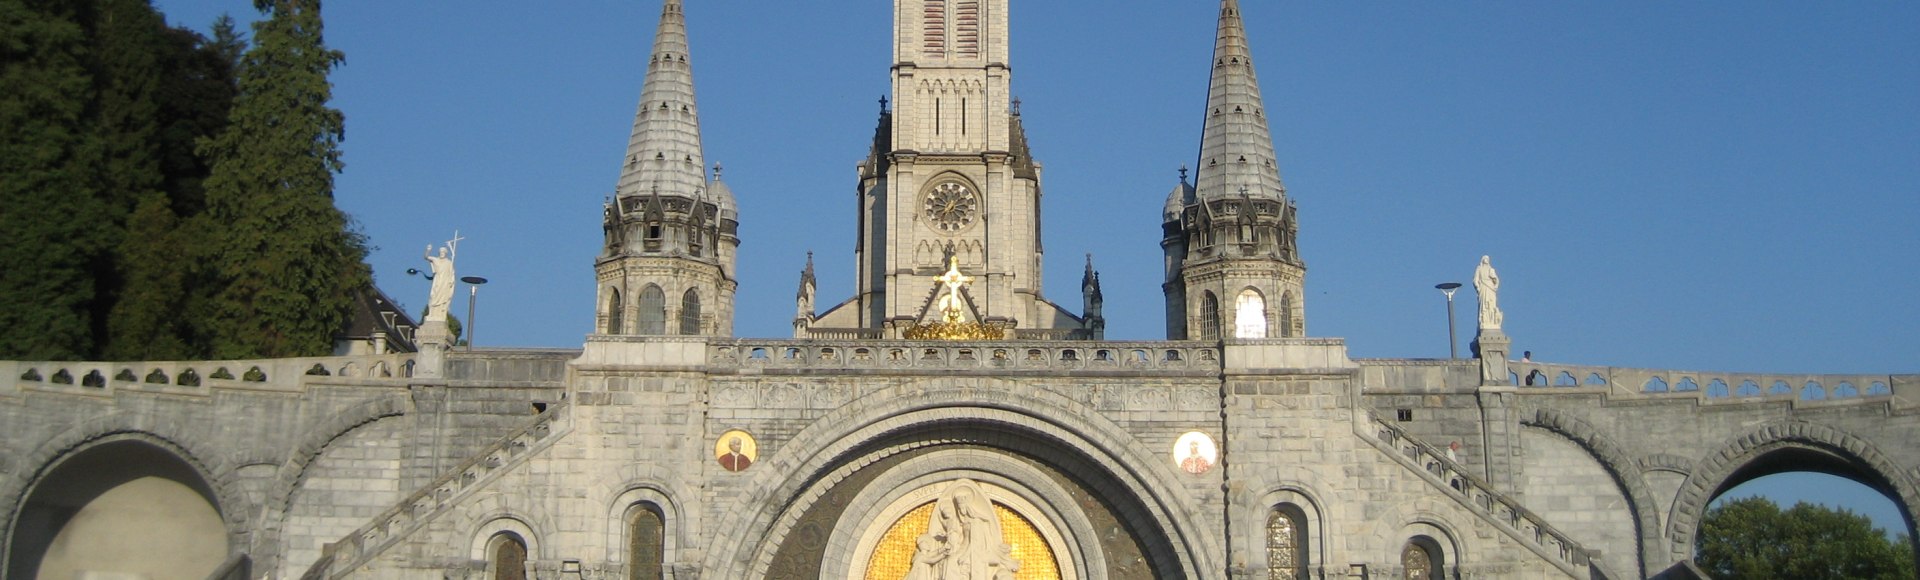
[[1250, 484, 1330, 578], [264, 393, 411, 520], [1665, 420, 1920, 567], [698, 381, 1224, 578], [2, 420, 251, 570], [1517, 405, 1661, 577], [1396, 515, 1464, 567], [1637, 453, 1694, 475], [600, 464, 697, 570], [467, 510, 542, 574]]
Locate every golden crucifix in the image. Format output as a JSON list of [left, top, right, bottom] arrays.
[[934, 255, 972, 323]]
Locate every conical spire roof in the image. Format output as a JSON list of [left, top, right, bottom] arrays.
[[1193, 0, 1287, 202], [616, 0, 706, 199]]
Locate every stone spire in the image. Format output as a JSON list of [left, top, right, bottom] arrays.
[[616, 0, 705, 199], [1193, 0, 1287, 203]]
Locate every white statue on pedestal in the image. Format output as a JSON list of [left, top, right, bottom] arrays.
[[423, 243, 456, 322], [904, 479, 1020, 580], [1474, 255, 1502, 331]]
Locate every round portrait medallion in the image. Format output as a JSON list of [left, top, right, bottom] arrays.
[[715, 429, 758, 472], [1172, 431, 1217, 475]]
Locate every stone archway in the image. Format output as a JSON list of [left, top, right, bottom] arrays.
[[700, 382, 1223, 579], [6, 434, 231, 580], [1519, 405, 1662, 578], [1666, 420, 1920, 566]]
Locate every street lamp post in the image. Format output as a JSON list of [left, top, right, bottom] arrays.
[[461, 276, 489, 351], [1435, 282, 1462, 359]]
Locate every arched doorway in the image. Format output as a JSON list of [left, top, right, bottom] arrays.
[[7, 438, 228, 580]]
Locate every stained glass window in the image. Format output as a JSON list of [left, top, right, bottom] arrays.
[[492, 534, 527, 580], [1266, 507, 1302, 580], [629, 504, 664, 580], [1402, 541, 1434, 580], [638, 285, 665, 334], [679, 289, 701, 335], [1200, 292, 1221, 340]]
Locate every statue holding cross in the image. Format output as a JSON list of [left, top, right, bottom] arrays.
[[423, 232, 464, 322]]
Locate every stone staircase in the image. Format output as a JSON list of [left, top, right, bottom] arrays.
[[1358, 411, 1610, 579], [299, 402, 573, 579]]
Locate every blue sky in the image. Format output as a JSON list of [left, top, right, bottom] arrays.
[[155, 1, 1918, 537]]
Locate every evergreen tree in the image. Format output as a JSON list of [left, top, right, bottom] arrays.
[[1698, 496, 1916, 579], [104, 12, 240, 360], [0, 0, 109, 360], [195, 0, 368, 358]]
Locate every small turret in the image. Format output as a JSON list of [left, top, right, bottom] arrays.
[[594, 0, 738, 338], [1081, 254, 1104, 323], [793, 252, 817, 338], [1164, 0, 1306, 340]]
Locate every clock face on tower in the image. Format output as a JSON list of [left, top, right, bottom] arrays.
[[923, 182, 978, 233]]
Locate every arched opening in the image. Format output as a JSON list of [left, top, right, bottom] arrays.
[[1199, 291, 1221, 341], [1401, 535, 1444, 580], [637, 285, 666, 335], [627, 502, 665, 580], [1266, 504, 1307, 579], [487, 532, 529, 580], [1234, 288, 1267, 339], [7, 438, 228, 580], [606, 287, 625, 334], [1692, 446, 1917, 575], [679, 289, 702, 335], [747, 417, 1198, 579]]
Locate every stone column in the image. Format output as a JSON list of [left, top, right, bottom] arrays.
[[415, 320, 452, 379], [1476, 385, 1520, 491], [1475, 329, 1511, 386]]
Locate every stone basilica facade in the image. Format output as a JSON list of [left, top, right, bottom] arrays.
[[4, 2, 1919, 580]]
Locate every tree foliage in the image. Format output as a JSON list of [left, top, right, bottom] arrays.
[[0, 0, 369, 360], [194, 0, 368, 358], [1698, 496, 1916, 580], [0, 0, 114, 359]]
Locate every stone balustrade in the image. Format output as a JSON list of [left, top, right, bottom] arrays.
[[1506, 361, 1908, 404], [800, 327, 885, 340], [1361, 411, 1598, 577], [706, 339, 1221, 374], [2, 353, 419, 396], [302, 402, 571, 580]]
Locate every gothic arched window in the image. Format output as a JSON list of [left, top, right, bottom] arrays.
[[679, 289, 702, 335], [1267, 504, 1308, 579], [1200, 291, 1221, 341], [638, 285, 666, 334], [489, 533, 528, 580], [628, 503, 664, 580], [1402, 536, 1443, 580], [1235, 288, 1267, 339], [606, 288, 624, 334]]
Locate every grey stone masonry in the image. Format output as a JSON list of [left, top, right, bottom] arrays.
[[8, 341, 1919, 579]]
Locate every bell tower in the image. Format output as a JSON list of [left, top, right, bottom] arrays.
[[827, 0, 1089, 338], [595, 0, 739, 338], [1164, 0, 1306, 340]]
